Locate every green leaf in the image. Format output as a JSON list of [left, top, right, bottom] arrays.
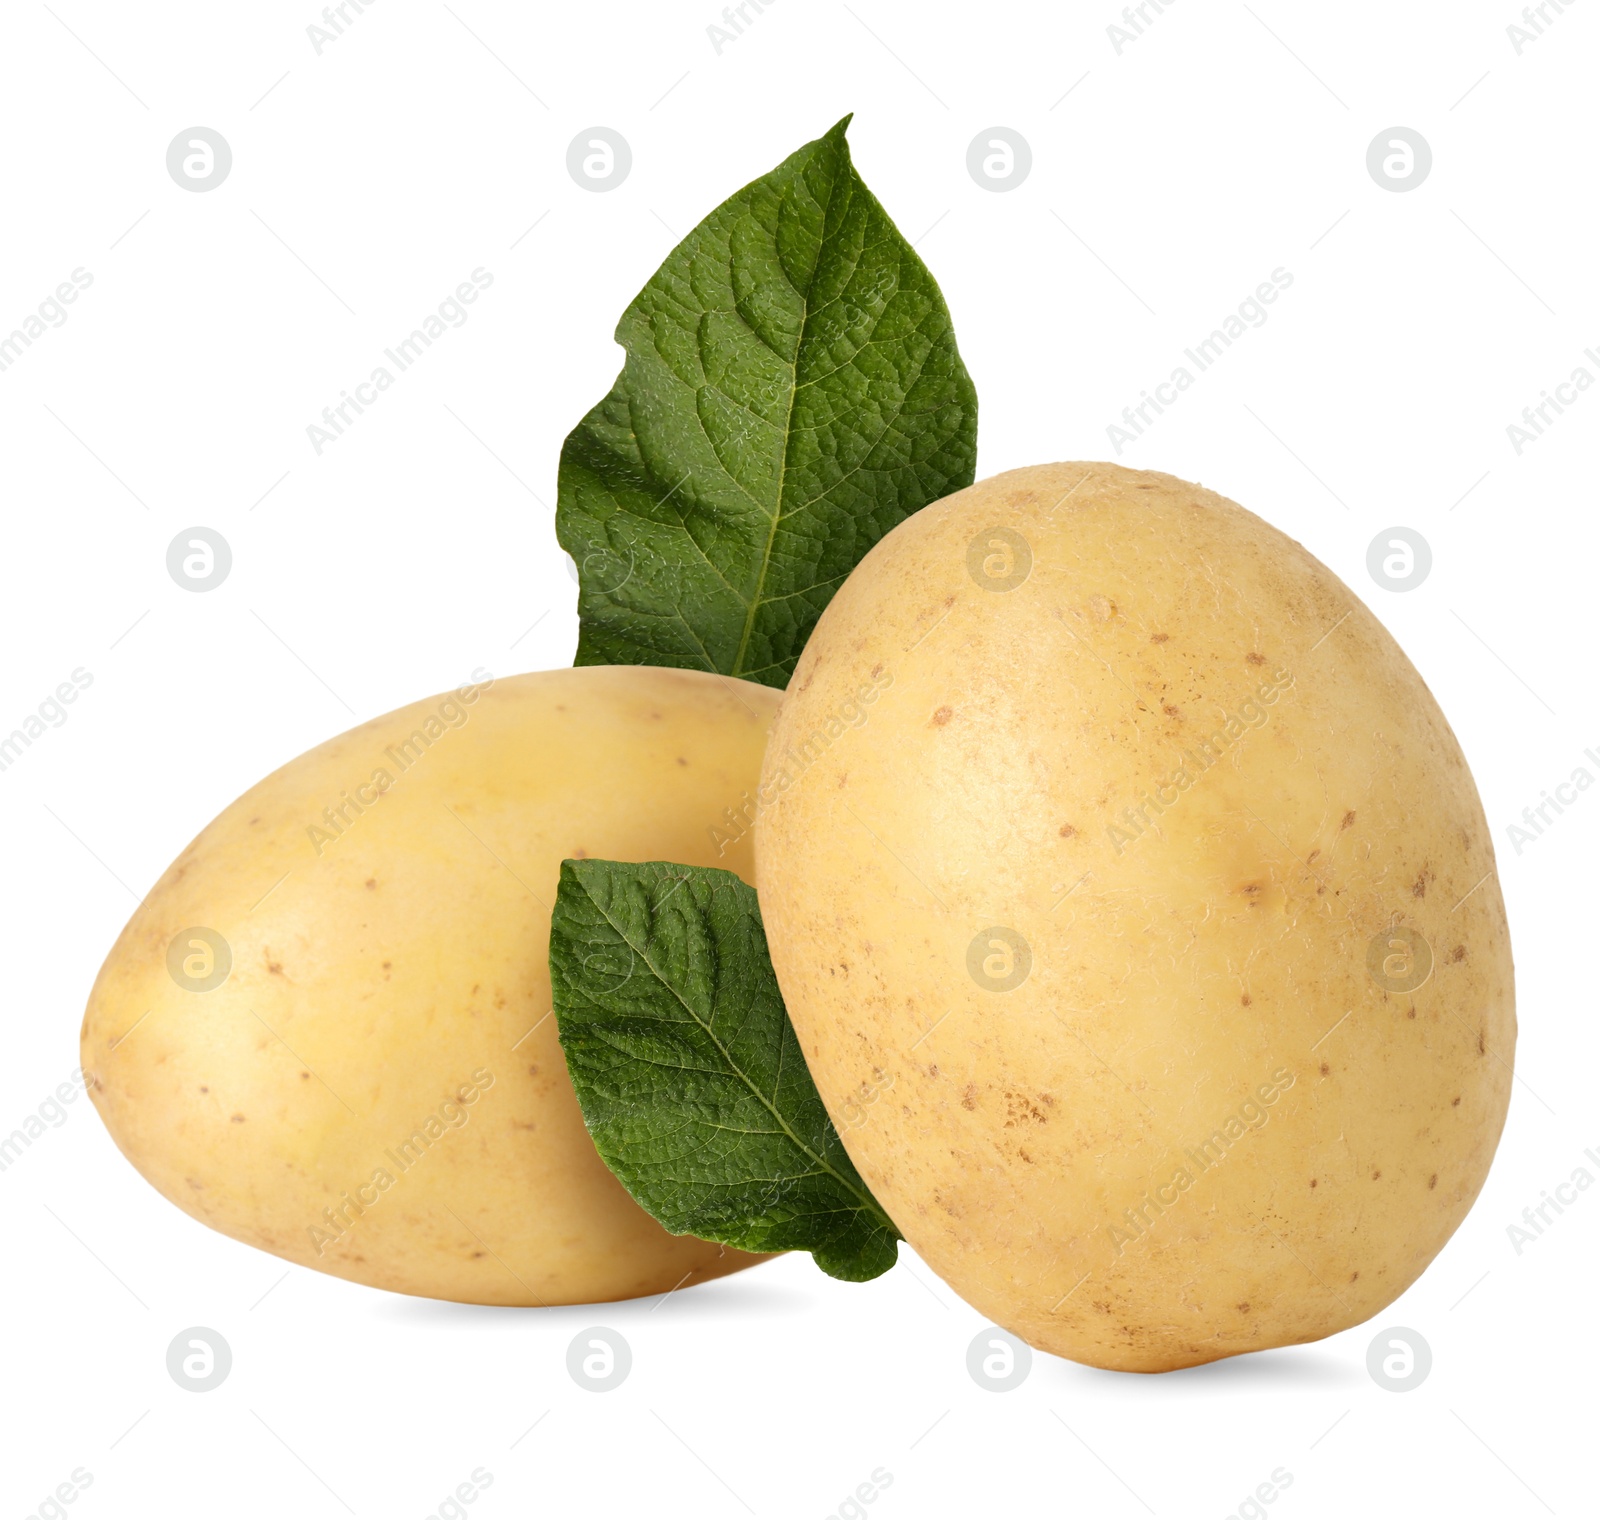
[[556, 115, 978, 689], [549, 858, 900, 1281]]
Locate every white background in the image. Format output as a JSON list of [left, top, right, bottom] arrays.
[[1, 1, 1595, 1515]]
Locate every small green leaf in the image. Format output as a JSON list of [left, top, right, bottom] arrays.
[[557, 115, 978, 688], [550, 858, 900, 1281]]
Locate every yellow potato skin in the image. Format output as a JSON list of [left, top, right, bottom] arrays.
[[756, 463, 1514, 1372], [82, 665, 778, 1305]]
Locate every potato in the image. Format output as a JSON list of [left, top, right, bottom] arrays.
[[82, 665, 779, 1305], [756, 463, 1514, 1371]]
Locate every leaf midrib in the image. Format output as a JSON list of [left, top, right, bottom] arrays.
[[579, 873, 892, 1234], [729, 153, 853, 679]]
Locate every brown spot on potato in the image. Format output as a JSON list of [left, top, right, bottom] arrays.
[[1004, 1092, 1047, 1127], [1428, 1174, 1438, 1189], [199, 1085, 209, 1094], [1308, 1178, 1318, 1188], [265, 957, 283, 975], [675, 756, 688, 766], [365, 878, 377, 890], [961, 1084, 978, 1111], [1240, 993, 1252, 1006], [1452, 945, 1467, 962], [1237, 1302, 1251, 1313], [1412, 866, 1433, 898], [1059, 823, 1077, 838], [1340, 810, 1356, 830], [1162, 703, 1181, 718], [1319, 1062, 1331, 1077], [1350, 1271, 1360, 1282], [1452, 1095, 1462, 1106], [1246, 652, 1266, 666], [931, 706, 953, 727], [837, 772, 848, 788], [299, 1071, 310, 1081], [230, 1114, 246, 1123], [1150, 632, 1170, 643]]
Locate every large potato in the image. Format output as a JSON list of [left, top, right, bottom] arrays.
[[756, 463, 1514, 1371], [82, 665, 778, 1305]]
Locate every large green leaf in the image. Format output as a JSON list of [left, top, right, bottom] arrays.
[[549, 859, 900, 1281], [556, 116, 977, 688]]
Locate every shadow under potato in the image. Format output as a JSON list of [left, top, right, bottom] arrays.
[[1050, 1341, 1367, 1390], [367, 1268, 818, 1326]]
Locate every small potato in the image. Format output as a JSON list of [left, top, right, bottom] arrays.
[[756, 463, 1514, 1371], [82, 665, 778, 1305]]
